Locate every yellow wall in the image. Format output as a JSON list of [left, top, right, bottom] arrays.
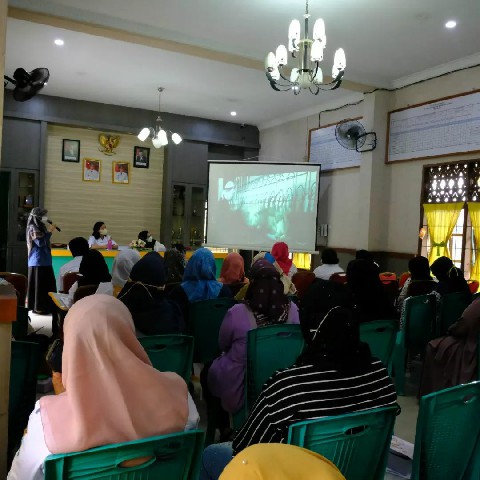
[[44, 124, 164, 245]]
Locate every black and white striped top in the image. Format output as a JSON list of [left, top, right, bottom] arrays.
[[232, 359, 397, 455]]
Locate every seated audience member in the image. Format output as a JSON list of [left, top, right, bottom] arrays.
[[111, 249, 141, 295], [397, 255, 436, 313], [218, 252, 248, 295], [207, 259, 299, 415], [355, 249, 379, 267], [430, 256, 471, 296], [118, 252, 184, 336], [138, 230, 166, 252], [271, 241, 297, 278], [199, 280, 397, 480], [57, 237, 89, 291], [219, 444, 345, 480], [7, 295, 198, 480], [419, 299, 480, 397], [169, 248, 232, 319], [68, 250, 113, 304], [313, 248, 344, 280], [88, 221, 118, 250], [164, 245, 187, 284], [346, 259, 397, 323]]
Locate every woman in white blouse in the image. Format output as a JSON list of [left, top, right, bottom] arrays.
[[88, 221, 118, 249]]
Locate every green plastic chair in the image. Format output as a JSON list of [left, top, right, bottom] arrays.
[[438, 291, 471, 335], [138, 335, 194, 383], [287, 405, 397, 480], [393, 294, 437, 395], [44, 430, 205, 479], [188, 298, 236, 364], [359, 320, 398, 371], [411, 381, 480, 480], [8, 340, 40, 464], [12, 306, 29, 340]]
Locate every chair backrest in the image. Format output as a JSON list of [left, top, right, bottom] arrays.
[[411, 381, 480, 480], [407, 280, 436, 298], [9, 340, 40, 462], [62, 272, 81, 293], [439, 292, 471, 335], [44, 430, 205, 480], [246, 324, 304, 410], [138, 334, 194, 383], [291, 271, 316, 299], [188, 298, 236, 363], [12, 306, 29, 340], [0, 272, 27, 307], [73, 284, 98, 303], [468, 280, 479, 294], [359, 320, 398, 368], [403, 294, 437, 353], [379, 272, 397, 283], [288, 406, 397, 480], [329, 272, 347, 284]]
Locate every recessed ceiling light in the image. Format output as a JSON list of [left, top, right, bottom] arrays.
[[230, 111, 237, 116], [445, 20, 457, 29], [54, 39, 64, 46]]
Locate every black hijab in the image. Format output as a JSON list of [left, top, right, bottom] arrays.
[[78, 250, 111, 287], [431, 256, 470, 296], [408, 256, 432, 281], [138, 230, 156, 250], [164, 248, 186, 283]]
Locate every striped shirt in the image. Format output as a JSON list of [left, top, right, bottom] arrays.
[[232, 359, 397, 455]]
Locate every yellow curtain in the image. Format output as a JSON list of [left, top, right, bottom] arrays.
[[467, 202, 480, 282], [423, 203, 463, 264], [292, 253, 311, 270]]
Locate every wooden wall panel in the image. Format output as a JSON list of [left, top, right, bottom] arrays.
[[44, 124, 164, 245]]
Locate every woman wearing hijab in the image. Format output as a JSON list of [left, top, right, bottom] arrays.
[[271, 241, 297, 278], [218, 252, 248, 296], [7, 295, 199, 480], [208, 259, 299, 415], [430, 256, 471, 296], [199, 280, 397, 480], [346, 259, 397, 323], [118, 252, 184, 336], [26, 207, 57, 314], [138, 230, 166, 252], [67, 250, 113, 304], [88, 221, 118, 249], [111, 249, 141, 295], [419, 299, 480, 396], [164, 246, 186, 284]]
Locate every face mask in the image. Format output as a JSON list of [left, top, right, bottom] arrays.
[[147, 235, 153, 242], [41, 216, 48, 223], [99, 229, 108, 236]]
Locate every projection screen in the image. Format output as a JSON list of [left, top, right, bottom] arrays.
[[206, 162, 321, 252]]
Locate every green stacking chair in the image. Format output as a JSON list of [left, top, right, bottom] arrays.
[[8, 340, 40, 464], [438, 291, 471, 335], [288, 405, 397, 480], [393, 294, 437, 395], [139, 335, 194, 383], [360, 320, 398, 371], [44, 430, 205, 479], [188, 298, 236, 364], [411, 381, 480, 480]]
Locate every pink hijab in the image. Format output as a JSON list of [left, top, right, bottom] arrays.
[[40, 295, 188, 454], [271, 242, 292, 275], [219, 252, 246, 284]]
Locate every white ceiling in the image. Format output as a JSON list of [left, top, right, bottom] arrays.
[[5, 0, 480, 128]]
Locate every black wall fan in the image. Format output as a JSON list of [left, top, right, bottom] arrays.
[[4, 67, 50, 101], [335, 119, 377, 152]]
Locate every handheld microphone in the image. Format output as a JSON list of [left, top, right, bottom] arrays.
[[47, 220, 62, 232]]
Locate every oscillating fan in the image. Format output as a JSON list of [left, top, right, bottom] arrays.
[[4, 67, 50, 101], [335, 119, 377, 152]]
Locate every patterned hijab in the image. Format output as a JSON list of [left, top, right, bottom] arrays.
[[271, 242, 293, 275], [244, 259, 289, 327], [164, 248, 186, 283], [219, 252, 245, 284], [26, 207, 48, 255], [181, 248, 223, 302]]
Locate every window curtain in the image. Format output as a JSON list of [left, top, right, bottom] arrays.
[[292, 253, 311, 270], [423, 203, 463, 264], [467, 202, 480, 282]]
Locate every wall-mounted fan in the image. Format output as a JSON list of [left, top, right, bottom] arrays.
[[335, 119, 377, 152], [4, 67, 50, 101]]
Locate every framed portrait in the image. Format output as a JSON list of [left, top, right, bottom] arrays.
[[83, 158, 101, 182], [62, 139, 80, 163], [133, 146, 150, 168], [112, 161, 130, 184]]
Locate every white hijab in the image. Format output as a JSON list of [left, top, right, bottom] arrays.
[[112, 250, 141, 288]]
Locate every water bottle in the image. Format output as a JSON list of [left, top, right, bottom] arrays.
[[107, 238, 113, 250]]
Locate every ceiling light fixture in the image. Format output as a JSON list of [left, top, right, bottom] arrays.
[[54, 39, 64, 46], [265, 0, 345, 95], [137, 87, 182, 148], [445, 20, 457, 29]]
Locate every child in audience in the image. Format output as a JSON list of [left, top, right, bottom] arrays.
[[57, 237, 89, 291], [111, 249, 141, 295], [271, 241, 297, 277], [7, 295, 198, 480]]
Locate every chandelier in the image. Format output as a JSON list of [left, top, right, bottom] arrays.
[[137, 87, 182, 148], [265, 0, 346, 95]]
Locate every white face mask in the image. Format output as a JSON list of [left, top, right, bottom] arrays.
[[99, 229, 108, 236], [147, 235, 153, 242]]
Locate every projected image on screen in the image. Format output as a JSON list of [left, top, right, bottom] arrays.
[[207, 162, 320, 251]]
